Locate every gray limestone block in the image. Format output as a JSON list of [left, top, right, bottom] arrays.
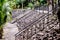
[[3, 23, 19, 40]]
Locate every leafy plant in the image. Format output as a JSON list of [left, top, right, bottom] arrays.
[[39, 0, 47, 5], [0, 0, 15, 39], [34, 1, 40, 6], [16, 0, 26, 9], [28, 3, 34, 9]]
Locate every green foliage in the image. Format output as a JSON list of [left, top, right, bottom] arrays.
[[16, 0, 26, 9], [0, 0, 15, 27], [20, 0, 26, 3], [0, 0, 16, 38], [34, 1, 40, 6], [39, 0, 47, 5], [16, 0, 26, 4], [28, 3, 34, 9], [15, 0, 48, 9]]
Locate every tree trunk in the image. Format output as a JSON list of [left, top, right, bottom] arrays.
[[0, 28, 3, 39], [22, 3, 23, 9]]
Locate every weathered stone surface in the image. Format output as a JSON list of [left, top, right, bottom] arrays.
[[14, 9, 59, 40], [3, 23, 18, 40]]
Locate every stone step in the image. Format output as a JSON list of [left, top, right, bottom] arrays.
[[0, 39, 4, 40]]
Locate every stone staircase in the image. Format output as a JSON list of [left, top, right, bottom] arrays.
[[14, 9, 59, 40], [9, 4, 60, 40]]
